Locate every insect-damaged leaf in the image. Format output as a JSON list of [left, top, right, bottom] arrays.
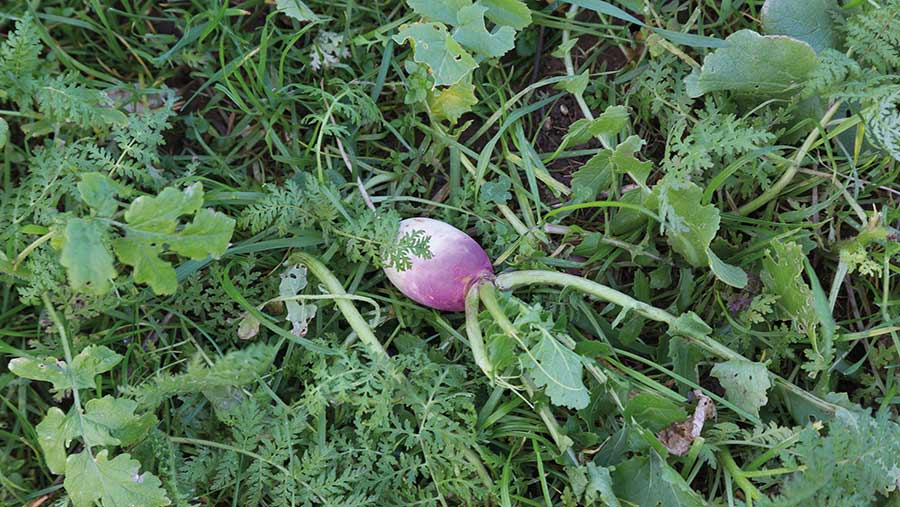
[[711, 359, 772, 418]]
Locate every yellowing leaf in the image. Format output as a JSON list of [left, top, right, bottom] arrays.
[[394, 23, 477, 87], [60, 218, 116, 295], [428, 80, 477, 123], [64, 450, 170, 507]]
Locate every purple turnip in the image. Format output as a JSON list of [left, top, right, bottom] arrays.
[[383, 217, 493, 312]]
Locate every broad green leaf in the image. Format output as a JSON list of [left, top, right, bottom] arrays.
[[167, 208, 234, 259], [668, 311, 712, 338], [77, 172, 120, 217], [408, 0, 471, 25], [524, 333, 590, 410], [394, 23, 477, 87], [559, 105, 629, 149], [428, 80, 478, 123], [480, 175, 512, 205], [112, 237, 175, 295], [555, 71, 589, 96], [707, 247, 748, 288], [584, 463, 619, 506], [36, 407, 71, 474], [570, 151, 611, 201], [124, 183, 203, 234], [610, 135, 652, 186], [65, 450, 170, 507], [761, 241, 818, 330], [452, 4, 515, 59], [275, 0, 317, 22], [685, 30, 818, 98], [761, 0, 840, 53], [657, 176, 720, 267], [711, 359, 772, 418], [613, 451, 707, 507], [0, 117, 7, 149], [60, 218, 116, 295], [8, 345, 122, 393], [480, 0, 532, 30], [624, 393, 687, 432]]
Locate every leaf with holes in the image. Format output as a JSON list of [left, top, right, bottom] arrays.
[[711, 359, 772, 418]]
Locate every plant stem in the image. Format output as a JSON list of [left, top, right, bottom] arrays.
[[721, 449, 761, 505], [737, 100, 843, 216], [495, 270, 838, 416], [291, 252, 389, 362], [465, 282, 494, 379]]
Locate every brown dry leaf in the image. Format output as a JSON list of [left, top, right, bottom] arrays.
[[656, 389, 716, 456]]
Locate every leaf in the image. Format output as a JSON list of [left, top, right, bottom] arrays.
[[570, 151, 611, 201], [685, 30, 818, 98], [60, 218, 117, 295], [123, 183, 204, 234], [167, 208, 235, 259], [624, 393, 688, 432], [657, 176, 720, 267], [761, 0, 840, 53], [64, 450, 170, 507], [408, 0, 471, 25], [275, 0, 317, 22], [707, 247, 748, 288], [452, 4, 516, 59], [710, 359, 772, 418], [556, 70, 589, 96], [77, 172, 120, 217], [761, 241, 818, 330], [36, 407, 70, 474], [479, 0, 531, 30], [668, 312, 713, 339], [613, 451, 707, 507], [8, 345, 122, 393], [394, 23, 477, 87], [610, 135, 652, 186], [524, 333, 590, 410], [657, 390, 715, 456], [112, 237, 175, 295], [559, 105, 629, 149], [480, 175, 512, 205], [584, 462, 620, 507], [0, 117, 7, 149], [280, 265, 317, 337], [428, 80, 477, 123]]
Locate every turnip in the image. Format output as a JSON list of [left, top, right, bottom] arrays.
[[383, 218, 493, 312]]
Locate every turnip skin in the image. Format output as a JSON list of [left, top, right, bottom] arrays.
[[384, 218, 493, 311]]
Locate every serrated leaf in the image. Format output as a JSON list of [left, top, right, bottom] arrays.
[[60, 218, 116, 295], [685, 30, 818, 98], [711, 359, 772, 418], [394, 23, 477, 87], [65, 450, 170, 507], [761, 241, 818, 330], [479, 0, 532, 30], [8, 345, 122, 393], [428, 80, 477, 123], [570, 151, 611, 201], [657, 176, 720, 267], [275, 0, 317, 22], [77, 172, 120, 217], [613, 451, 707, 507], [407, 0, 471, 25], [761, 0, 839, 53], [452, 4, 515, 59], [707, 247, 748, 288], [524, 333, 590, 410]]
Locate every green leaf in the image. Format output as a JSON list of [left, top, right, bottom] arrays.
[[685, 29, 818, 98], [584, 463, 619, 506], [428, 80, 478, 123], [275, 0, 317, 22], [610, 135, 652, 186], [570, 151, 611, 201], [761, 241, 818, 330], [555, 70, 589, 96], [452, 4, 515, 59], [761, 0, 840, 53], [524, 333, 590, 410], [77, 172, 120, 217], [710, 359, 772, 418], [64, 450, 170, 507], [60, 218, 116, 295], [112, 237, 175, 295], [8, 345, 122, 393], [657, 176, 720, 267], [0, 117, 7, 149], [123, 183, 204, 234], [480, 175, 512, 205], [480, 0, 532, 30], [668, 312, 713, 339], [36, 407, 71, 474], [167, 208, 235, 259], [408, 0, 471, 25], [624, 393, 688, 432], [707, 247, 748, 288], [613, 451, 707, 507], [559, 105, 629, 149], [394, 23, 477, 87]]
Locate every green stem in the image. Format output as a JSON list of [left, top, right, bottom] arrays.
[[13, 232, 53, 272], [290, 252, 389, 362], [494, 270, 837, 416], [465, 281, 493, 379], [721, 449, 761, 505], [737, 100, 843, 216]]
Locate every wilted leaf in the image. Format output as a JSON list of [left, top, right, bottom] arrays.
[[711, 359, 772, 418], [761, 0, 840, 53], [428, 80, 477, 123], [685, 30, 818, 98], [625, 393, 687, 432], [280, 265, 317, 337], [657, 390, 715, 456]]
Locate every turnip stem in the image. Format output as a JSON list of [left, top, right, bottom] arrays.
[[495, 270, 838, 416], [465, 282, 494, 379], [291, 252, 389, 362]]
